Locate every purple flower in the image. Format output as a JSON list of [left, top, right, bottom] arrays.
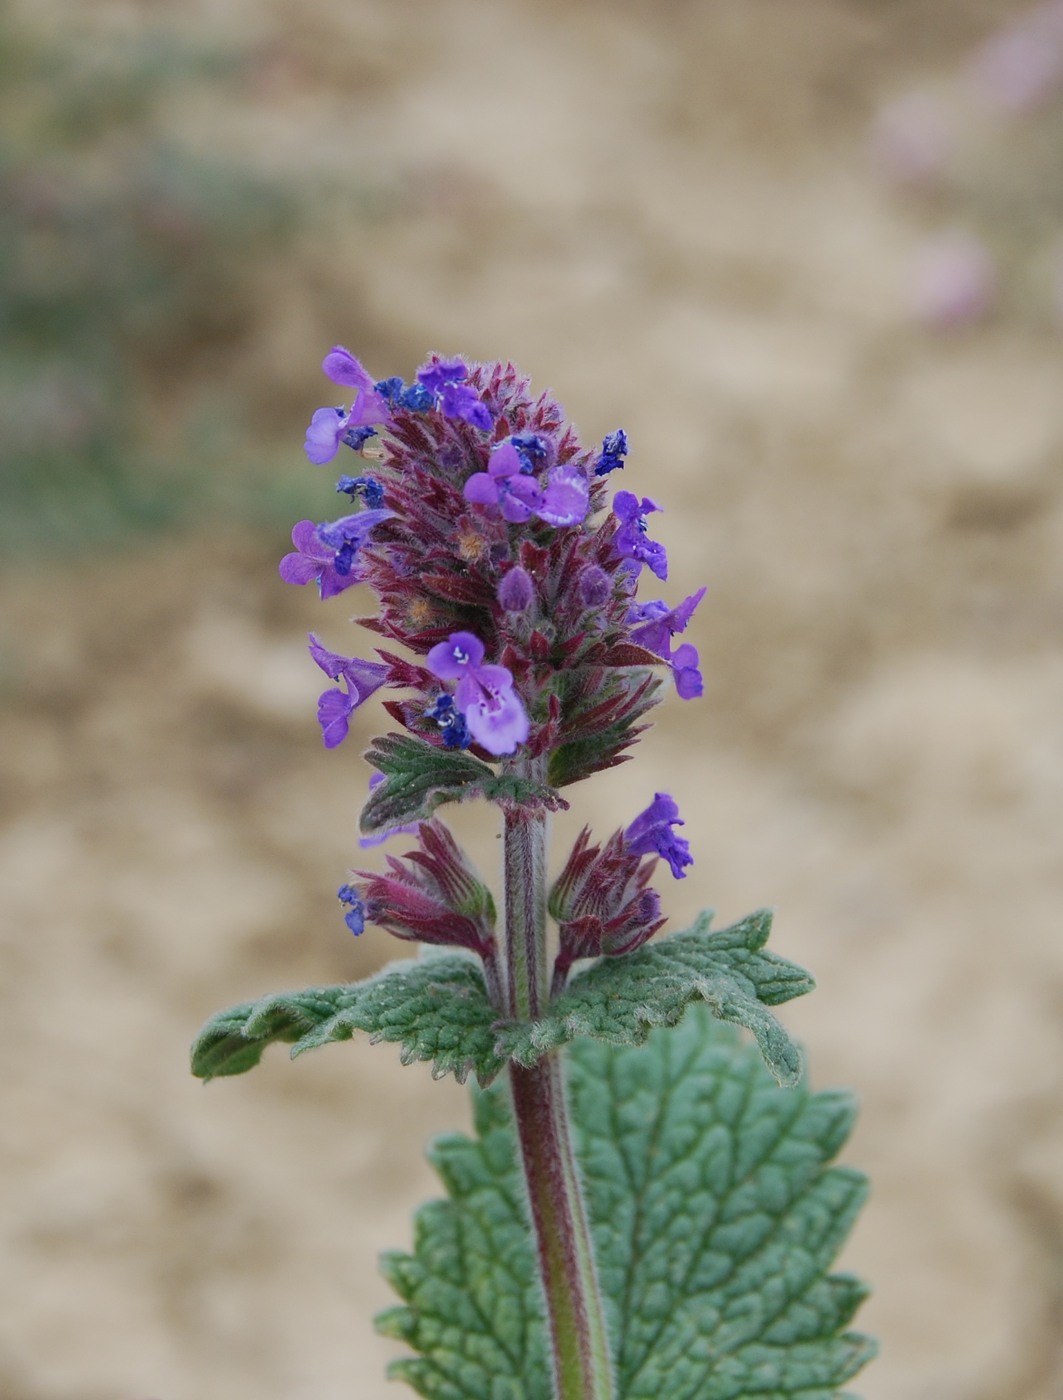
[[425, 630, 530, 756], [625, 792, 693, 879], [628, 586, 706, 657], [279, 520, 359, 599], [415, 356, 470, 398], [425, 693, 472, 750], [465, 439, 588, 527], [336, 474, 384, 508], [280, 510, 393, 598], [613, 491, 668, 580], [416, 355, 493, 431], [593, 429, 628, 476], [308, 634, 389, 748], [465, 440, 544, 523], [628, 587, 705, 697], [337, 883, 366, 936], [305, 407, 352, 466], [304, 348, 392, 465]]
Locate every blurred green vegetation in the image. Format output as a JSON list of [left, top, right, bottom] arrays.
[[0, 12, 321, 554]]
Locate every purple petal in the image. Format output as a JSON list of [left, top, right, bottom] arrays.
[[343, 656, 390, 699], [498, 474, 541, 523], [671, 644, 703, 700], [308, 632, 348, 678], [322, 346, 375, 390], [317, 687, 355, 748], [464, 472, 501, 509], [416, 356, 469, 397], [460, 674, 529, 756], [426, 631, 486, 680], [626, 792, 693, 879], [279, 552, 324, 586], [304, 406, 348, 465], [640, 539, 669, 582], [441, 382, 493, 431], [671, 586, 707, 631], [291, 519, 324, 554], [612, 489, 640, 524], [487, 441, 524, 478], [537, 465, 589, 527], [318, 566, 362, 600]]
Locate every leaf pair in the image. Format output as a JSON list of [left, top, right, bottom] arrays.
[[190, 910, 812, 1088]]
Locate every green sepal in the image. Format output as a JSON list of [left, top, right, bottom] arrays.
[[508, 909, 812, 1087], [361, 733, 566, 834], [190, 911, 812, 1089], [191, 951, 500, 1085], [379, 1010, 876, 1399]]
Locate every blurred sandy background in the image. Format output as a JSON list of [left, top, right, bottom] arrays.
[[4, 1, 1063, 1397]]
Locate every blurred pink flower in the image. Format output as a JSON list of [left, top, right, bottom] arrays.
[[911, 230, 996, 329], [870, 92, 952, 187], [970, 8, 1063, 112]]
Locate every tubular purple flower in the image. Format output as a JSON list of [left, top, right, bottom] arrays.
[[613, 491, 668, 580], [593, 429, 628, 476], [628, 587, 706, 658], [415, 355, 493, 430], [337, 883, 366, 936], [304, 348, 392, 465], [625, 792, 693, 879], [279, 520, 360, 599], [280, 509, 393, 598], [308, 634, 390, 748], [426, 630, 529, 756], [465, 440, 587, 528], [465, 441, 543, 523]]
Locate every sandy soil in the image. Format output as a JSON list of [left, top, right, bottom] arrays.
[[4, 2, 1063, 1397]]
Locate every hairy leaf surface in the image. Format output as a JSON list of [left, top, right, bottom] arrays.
[[380, 1010, 875, 1399], [191, 912, 812, 1087], [361, 733, 566, 833]]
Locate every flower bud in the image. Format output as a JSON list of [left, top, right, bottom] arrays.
[[498, 565, 534, 613], [352, 820, 496, 957], [577, 564, 611, 608], [549, 828, 666, 991]]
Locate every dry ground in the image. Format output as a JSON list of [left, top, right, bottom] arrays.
[[4, 2, 1063, 1398]]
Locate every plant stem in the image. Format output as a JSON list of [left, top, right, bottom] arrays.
[[501, 762, 615, 1400]]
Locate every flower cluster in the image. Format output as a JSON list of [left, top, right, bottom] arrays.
[[282, 347, 706, 992]]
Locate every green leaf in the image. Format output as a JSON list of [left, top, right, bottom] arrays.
[[191, 911, 813, 1089], [362, 734, 498, 833], [191, 952, 502, 1084], [497, 910, 813, 1087], [361, 733, 566, 833], [380, 1010, 875, 1399]]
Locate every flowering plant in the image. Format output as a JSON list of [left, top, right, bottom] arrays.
[[192, 349, 875, 1400]]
